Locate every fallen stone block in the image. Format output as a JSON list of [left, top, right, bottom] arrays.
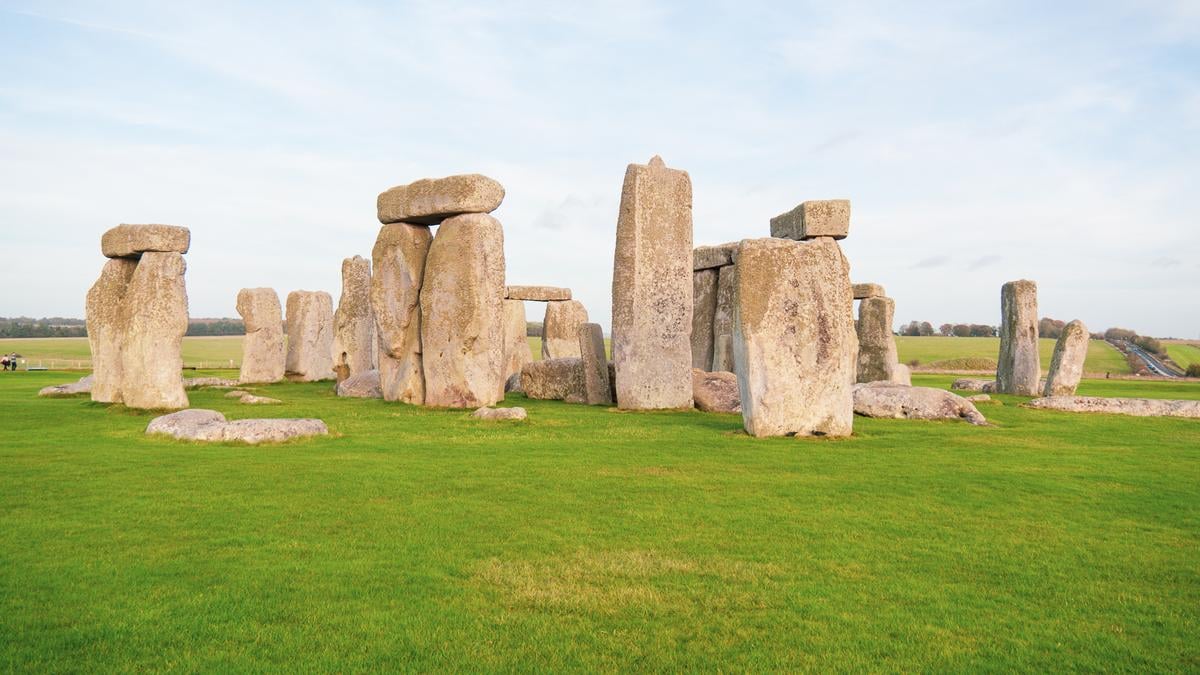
[[472, 406, 528, 421], [220, 418, 328, 444], [38, 375, 94, 397], [853, 383, 987, 425], [145, 409, 229, 441], [951, 378, 995, 392], [239, 394, 281, 405], [184, 377, 239, 389], [692, 369, 740, 413], [1025, 396, 1200, 418]]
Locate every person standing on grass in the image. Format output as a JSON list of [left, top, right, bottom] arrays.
[[1, 355, 9, 371]]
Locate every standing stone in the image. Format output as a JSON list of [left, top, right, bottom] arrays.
[[502, 299, 531, 392], [86, 258, 137, 403], [856, 296, 900, 383], [578, 323, 612, 405], [542, 300, 589, 360], [371, 223, 433, 404], [420, 213, 506, 408], [377, 174, 505, 225], [710, 264, 737, 372], [611, 155, 693, 410], [332, 256, 377, 383], [996, 280, 1040, 395], [1044, 319, 1088, 396], [691, 269, 718, 369], [770, 200, 851, 240], [733, 237, 857, 438], [520, 358, 586, 403], [101, 224, 190, 259], [285, 291, 335, 382], [236, 288, 285, 384], [120, 252, 189, 410]]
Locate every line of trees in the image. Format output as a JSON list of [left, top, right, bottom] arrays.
[[899, 321, 998, 337], [1, 317, 245, 338]]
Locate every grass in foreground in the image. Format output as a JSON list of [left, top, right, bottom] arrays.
[[1, 371, 1197, 670]]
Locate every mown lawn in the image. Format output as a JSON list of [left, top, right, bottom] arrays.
[[895, 336, 1130, 374], [1, 370, 1197, 671]]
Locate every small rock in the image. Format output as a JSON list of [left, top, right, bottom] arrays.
[[472, 406, 528, 421], [239, 394, 282, 405], [951, 378, 995, 392], [38, 375, 94, 398], [965, 394, 991, 402], [224, 390, 250, 398], [692, 369, 741, 413], [145, 409, 229, 441]]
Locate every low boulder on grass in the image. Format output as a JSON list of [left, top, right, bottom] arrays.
[[146, 409, 328, 444], [853, 382, 987, 425]]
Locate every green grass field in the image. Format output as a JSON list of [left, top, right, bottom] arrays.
[[1165, 342, 1200, 370], [895, 336, 1130, 374], [1, 370, 1198, 670]]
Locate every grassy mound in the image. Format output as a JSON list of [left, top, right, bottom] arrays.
[[918, 357, 998, 371]]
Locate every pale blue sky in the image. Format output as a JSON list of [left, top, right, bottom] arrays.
[[1, 1, 1197, 336]]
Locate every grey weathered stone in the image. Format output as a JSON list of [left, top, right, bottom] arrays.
[[1044, 319, 1088, 397], [691, 269, 718, 370], [692, 369, 741, 413], [501, 299, 531, 393], [733, 237, 857, 437], [1025, 396, 1200, 418], [332, 255, 377, 383], [120, 252, 189, 410], [239, 393, 282, 405], [371, 223, 433, 405], [856, 296, 900, 383], [612, 156, 693, 410], [38, 375, 94, 398], [996, 280, 1040, 395], [852, 283, 885, 299], [377, 174, 504, 225], [578, 322, 612, 405], [542, 300, 589, 360], [285, 290, 335, 382], [692, 243, 738, 271], [182, 377, 238, 389], [220, 418, 328, 444], [520, 358, 586, 403], [951, 378, 995, 392], [237, 288, 285, 384], [101, 224, 190, 259], [472, 406, 528, 421], [710, 264, 736, 372], [852, 382, 987, 425], [420, 213, 506, 408], [337, 369, 383, 398], [145, 409, 228, 441], [965, 394, 992, 402], [224, 390, 251, 398], [505, 286, 571, 301], [770, 200, 850, 240], [890, 362, 912, 386], [86, 258, 136, 403]]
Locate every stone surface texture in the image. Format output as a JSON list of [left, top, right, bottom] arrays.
[[578, 322, 612, 405], [692, 369, 741, 413], [501, 299, 531, 392], [86, 257, 136, 403], [541, 300, 589, 360], [520, 358, 586, 403], [236, 287, 285, 384], [996, 279, 1040, 395], [472, 406, 528, 421], [377, 174, 504, 225], [1026, 396, 1200, 418], [120, 252, 189, 410], [852, 283, 885, 299], [332, 256, 377, 383], [337, 369, 383, 398], [710, 264, 737, 372], [890, 362, 913, 386], [371, 223, 433, 404], [856, 296, 900, 383], [691, 268, 718, 369], [1044, 319, 1089, 396], [285, 290, 335, 382], [420, 213, 506, 408], [852, 382, 988, 425], [732, 237, 857, 438], [770, 200, 850, 240], [611, 156, 694, 410], [145, 409, 228, 440], [505, 286, 571, 301], [239, 394, 281, 405], [101, 224, 191, 259], [692, 243, 737, 270], [220, 419, 329, 444], [951, 378, 996, 392], [38, 375, 94, 398]]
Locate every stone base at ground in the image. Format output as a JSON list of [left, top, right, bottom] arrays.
[[520, 358, 586, 403], [692, 369, 741, 413], [852, 383, 987, 425], [337, 369, 383, 398], [1025, 396, 1200, 418], [38, 375, 94, 397], [146, 409, 329, 443], [472, 406, 528, 421]]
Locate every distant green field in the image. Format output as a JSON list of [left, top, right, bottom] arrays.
[[0, 336, 243, 369], [896, 337, 1130, 374], [1165, 343, 1200, 370]]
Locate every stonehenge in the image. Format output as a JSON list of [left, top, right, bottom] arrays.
[[578, 322, 612, 405], [521, 358, 587, 403], [332, 255, 377, 382], [236, 288, 285, 384], [541, 299, 589, 359], [85, 225, 190, 409], [377, 174, 504, 225], [856, 296, 902, 384], [1044, 319, 1088, 396], [146, 409, 329, 444], [501, 299, 531, 392], [692, 369, 741, 413], [371, 223, 433, 404], [852, 382, 987, 425], [285, 290, 335, 382], [611, 156, 694, 410], [770, 200, 850, 241], [996, 280, 1040, 395], [691, 268, 718, 369]]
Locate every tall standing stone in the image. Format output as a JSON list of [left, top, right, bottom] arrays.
[[86, 258, 137, 403], [502, 299, 531, 392], [996, 279, 1040, 395], [332, 255, 377, 383], [371, 223, 433, 404], [578, 322, 612, 405], [856, 296, 900, 383], [710, 264, 737, 372], [733, 237, 857, 438], [691, 269, 718, 369], [420, 213, 506, 408], [1044, 319, 1088, 396], [285, 290, 334, 382], [120, 252, 189, 410], [542, 300, 589, 360], [611, 155, 693, 410], [236, 288, 285, 384]]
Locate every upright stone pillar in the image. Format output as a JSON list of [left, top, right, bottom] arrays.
[[578, 322, 612, 405], [733, 237, 857, 437], [502, 299, 531, 392], [86, 258, 137, 403], [711, 264, 736, 372], [332, 255, 377, 383], [1044, 319, 1088, 396], [691, 269, 718, 369], [120, 252, 190, 409], [611, 155, 693, 410], [996, 279, 1040, 395], [542, 299, 589, 360], [420, 213, 506, 408], [236, 287, 285, 384], [371, 223, 433, 404], [856, 296, 900, 383], [285, 290, 335, 382]]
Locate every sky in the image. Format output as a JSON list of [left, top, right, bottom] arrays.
[[1, 0, 1197, 337]]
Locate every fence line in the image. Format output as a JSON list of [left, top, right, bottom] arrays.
[[18, 358, 240, 371]]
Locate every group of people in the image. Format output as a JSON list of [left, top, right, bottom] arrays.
[[0, 353, 20, 371]]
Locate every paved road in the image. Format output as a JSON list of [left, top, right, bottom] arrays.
[[1123, 342, 1178, 377]]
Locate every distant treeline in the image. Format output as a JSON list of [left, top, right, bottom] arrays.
[[1, 317, 244, 338]]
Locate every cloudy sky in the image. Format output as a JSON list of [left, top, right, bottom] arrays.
[[1, 1, 1197, 336]]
